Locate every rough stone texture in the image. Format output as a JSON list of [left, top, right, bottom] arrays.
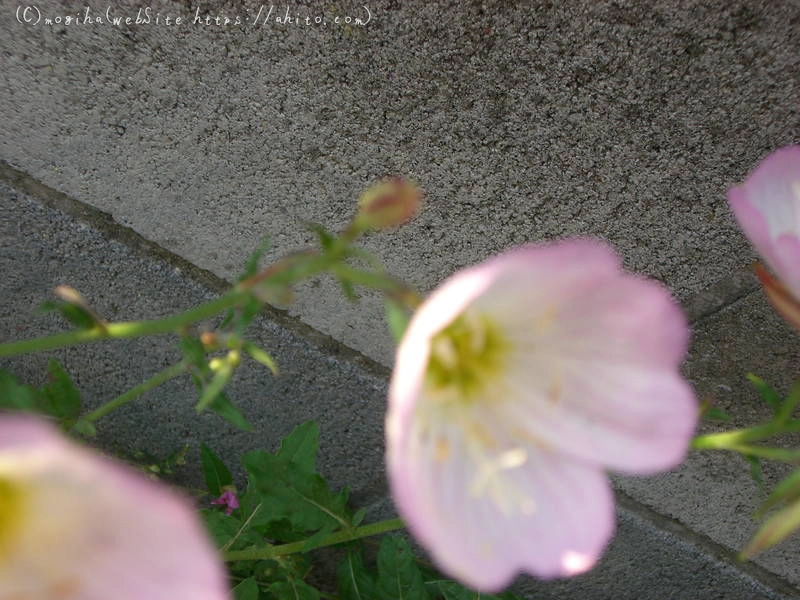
[[3, 0, 799, 364], [3, 182, 799, 599]]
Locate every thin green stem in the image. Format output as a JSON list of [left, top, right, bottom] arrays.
[[80, 361, 189, 424], [726, 445, 800, 463], [692, 419, 800, 450], [222, 518, 405, 562], [0, 292, 245, 358]]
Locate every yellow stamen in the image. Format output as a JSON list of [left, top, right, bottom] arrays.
[[0, 476, 26, 559]]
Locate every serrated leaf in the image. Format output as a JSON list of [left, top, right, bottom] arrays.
[[758, 469, 800, 517], [377, 535, 428, 600], [201, 443, 233, 497], [242, 422, 351, 537], [210, 393, 253, 431], [747, 374, 782, 414], [243, 450, 350, 533], [384, 300, 410, 344], [40, 359, 81, 423], [742, 497, 800, 558], [268, 580, 321, 600], [232, 577, 260, 600], [201, 509, 264, 552], [278, 421, 319, 473], [338, 550, 378, 600]]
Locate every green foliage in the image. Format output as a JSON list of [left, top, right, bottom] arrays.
[[242, 422, 352, 537], [39, 299, 98, 330], [376, 536, 429, 599], [268, 580, 320, 600], [747, 374, 783, 415], [335, 536, 525, 600], [240, 237, 272, 282], [384, 300, 411, 344], [338, 550, 379, 600], [232, 577, 260, 600], [209, 392, 253, 432], [0, 361, 81, 428], [201, 443, 233, 497]]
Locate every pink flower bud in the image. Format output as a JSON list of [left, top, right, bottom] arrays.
[[355, 177, 421, 231]]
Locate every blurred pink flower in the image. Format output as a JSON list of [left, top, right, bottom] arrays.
[[0, 415, 230, 600], [211, 489, 240, 516], [728, 146, 800, 329], [386, 239, 697, 592]]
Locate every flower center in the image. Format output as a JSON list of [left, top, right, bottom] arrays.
[[425, 311, 510, 403], [0, 476, 26, 559]]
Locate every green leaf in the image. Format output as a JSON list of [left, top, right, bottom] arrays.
[[338, 550, 379, 600], [180, 336, 207, 370], [240, 236, 272, 281], [40, 300, 98, 330], [40, 360, 81, 423], [268, 580, 320, 600], [376, 535, 428, 600], [236, 296, 264, 336], [705, 407, 732, 422], [746, 455, 765, 492], [200, 443, 233, 497], [0, 370, 39, 412], [243, 342, 279, 376], [758, 469, 800, 517], [777, 381, 800, 422], [429, 580, 522, 600], [242, 422, 352, 538], [201, 509, 264, 552], [196, 362, 235, 412], [278, 421, 319, 473], [384, 300, 410, 344], [209, 393, 253, 431], [742, 496, 800, 558], [232, 577, 260, 600], [71, 419, 97, 437], [747, 374, 782, 414], [307, 223, 336, 251], [352, 507, 367, 527]]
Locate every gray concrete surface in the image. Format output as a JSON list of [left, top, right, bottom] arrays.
[[2, 179, 799, 599], [2, 0, 799, 365], [4, 0, 800, 597]]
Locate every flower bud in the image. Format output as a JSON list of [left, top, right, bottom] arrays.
[[354, 177, 421, 231]]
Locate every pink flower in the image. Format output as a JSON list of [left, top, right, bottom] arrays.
[[386, 239, 697, 592], [0, 415, 230, 600], [728, 146, 800, 329], [211, 489, 240, 516]]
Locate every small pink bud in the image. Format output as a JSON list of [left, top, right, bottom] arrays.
[[355, 177, 422, 231], [211, 488, 239, 516]]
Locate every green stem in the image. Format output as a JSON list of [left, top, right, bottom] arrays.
[[0, 292, 245, 358], [222, 518, 405, 562], [81, 361, 189, 424], [725, 445, 800, 463], [691, 419, 800, 450]]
